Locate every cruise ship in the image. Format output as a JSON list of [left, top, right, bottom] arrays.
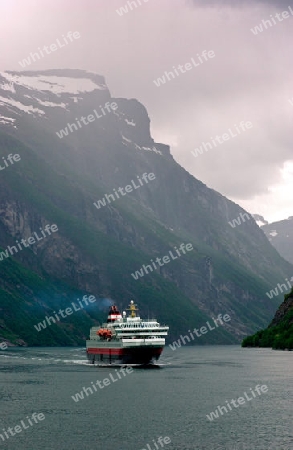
[[86, 301, 169, 365]]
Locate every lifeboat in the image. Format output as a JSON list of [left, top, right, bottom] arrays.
[[97, 328, 112, 339]]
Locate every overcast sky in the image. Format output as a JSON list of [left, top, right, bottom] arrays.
[[1, 0, 292, 223]]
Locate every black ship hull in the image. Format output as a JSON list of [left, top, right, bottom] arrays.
[[86, 345, 163, 365]]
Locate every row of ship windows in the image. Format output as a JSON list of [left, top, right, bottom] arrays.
[[116, 329, 163, 333], [115, 324, 160, 328]]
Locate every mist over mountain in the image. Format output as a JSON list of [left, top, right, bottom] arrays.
[[0, 69, 292, 346]]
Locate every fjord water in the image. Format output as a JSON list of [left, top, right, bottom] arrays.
[[0, 346, 292, 450]]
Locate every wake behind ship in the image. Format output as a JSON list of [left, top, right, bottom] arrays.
[[86, 301, 169, 365]]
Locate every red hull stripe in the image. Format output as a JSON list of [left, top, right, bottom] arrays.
[[87, 348, 124, 355], [86, 348, 163, 355]]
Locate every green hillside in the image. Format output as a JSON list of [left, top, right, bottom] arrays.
[[242, 288, 293, 350]]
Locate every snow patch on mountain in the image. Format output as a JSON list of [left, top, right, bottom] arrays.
[[0, 72, 106, 95], [135, 143, 162, 155], [122, 135, 132, 143], [269, 230, 278, 237], [35, 99, 67, 109], [122, 135, 162, 155], [0, 95, 45, 116], [0, 115, 16, 126], [125, 118, 136, 126], [0, 80, 16, 94], [71, 97, 83, 103]]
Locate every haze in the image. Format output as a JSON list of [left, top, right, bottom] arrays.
[[1, 0, 292, 222]]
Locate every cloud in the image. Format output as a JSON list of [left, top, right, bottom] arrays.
[[0, 0, 292, 222], [187, 0, 293, 7]]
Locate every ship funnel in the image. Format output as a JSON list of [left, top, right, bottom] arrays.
[[107, 305, 122, 323]]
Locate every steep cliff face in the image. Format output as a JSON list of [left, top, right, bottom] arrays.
[[270, 292, 293, 327], [0, 69, 292, 346]]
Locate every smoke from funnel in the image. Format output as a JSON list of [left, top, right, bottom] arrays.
[[97, 298, 114, 310]]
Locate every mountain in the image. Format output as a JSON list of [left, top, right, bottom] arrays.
[[0, 69, 292, 347], [260, 217, 293, 265], [242, 287, 293, 350]]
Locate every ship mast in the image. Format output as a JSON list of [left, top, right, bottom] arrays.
[[127, 300, 139, 318]]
